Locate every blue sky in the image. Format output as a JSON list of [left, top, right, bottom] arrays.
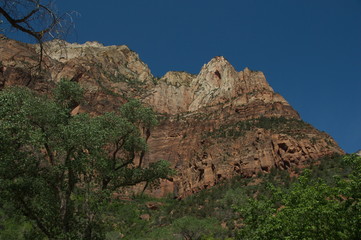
[[6, 0, 361, 153]]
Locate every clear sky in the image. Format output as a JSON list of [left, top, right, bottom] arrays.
[[5, 0, 361, 153]]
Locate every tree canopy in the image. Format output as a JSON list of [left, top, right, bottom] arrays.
[[0, 80, 174, 239], [235, 154, 361, 240]]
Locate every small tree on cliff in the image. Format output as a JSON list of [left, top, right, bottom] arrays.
[[0, 80, 174, 239]]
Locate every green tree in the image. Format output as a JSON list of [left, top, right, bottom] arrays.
[[337, 154, 361, 239], [0, 81, 174, 239], [235, 155, 361, 240], [172, 216, 224, 240]]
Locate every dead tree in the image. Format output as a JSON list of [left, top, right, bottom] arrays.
[[0, 0, 75, 69]]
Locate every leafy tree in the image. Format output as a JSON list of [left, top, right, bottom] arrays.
[[0, 81, 174, 239], [53, 78, 84, 109], [336, 154, 361, 239], [0, 208, 32, 240], [235, 155, 361, 240]]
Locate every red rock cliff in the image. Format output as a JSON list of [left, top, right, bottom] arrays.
[[0, 37, 344, 197]]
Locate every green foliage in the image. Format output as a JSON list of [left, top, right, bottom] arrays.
[[235, 155, 361, 240], [0, 208, 32, 240], [236, 175, 341, 239], [120, 99, 158, 129], [172, 216, 224, 240], [336, 154, 361, 239], [134, 155, 350, 240], [206, 117, 310, 139], [102, 201, 148, 240], [96, 155, 356, 240], [0, 85, 173, 239], [53, 79, 84, 109], [1, 85, 356, 240], [1, 153, 342, 240]]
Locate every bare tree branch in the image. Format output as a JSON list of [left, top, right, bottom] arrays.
[[0, 0, 75, 71]]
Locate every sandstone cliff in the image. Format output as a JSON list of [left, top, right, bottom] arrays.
[[0, 36, 344, 197]]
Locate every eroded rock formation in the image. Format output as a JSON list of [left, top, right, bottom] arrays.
[[0, 36, 344, 197]]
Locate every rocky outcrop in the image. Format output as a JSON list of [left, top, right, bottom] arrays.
[[144, 71, 195, 114], [143, 115, 341, 197], [144, 56, 292, 116], [0, 37, 344, 197], [41, 39, 153, 82]]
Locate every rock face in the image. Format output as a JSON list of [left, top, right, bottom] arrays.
[[0, 36, 344, 197]]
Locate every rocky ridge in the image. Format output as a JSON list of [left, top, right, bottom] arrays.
[[0, 36, 344, 197]]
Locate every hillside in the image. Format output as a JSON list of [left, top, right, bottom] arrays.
[[0, 36, 344, 197]]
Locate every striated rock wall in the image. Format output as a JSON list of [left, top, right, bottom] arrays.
[[0, 37, 344, 197], [144, 113, 341, 197]]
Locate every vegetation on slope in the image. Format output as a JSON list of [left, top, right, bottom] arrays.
[[0, 82, 359, 240], [205, 116, 312, 139], [3, 153, 359, 239]]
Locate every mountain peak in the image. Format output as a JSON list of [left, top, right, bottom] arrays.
[[207, 55, 229, 64], [188, 57, 240, 111], [201, 56, 234, 73]]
